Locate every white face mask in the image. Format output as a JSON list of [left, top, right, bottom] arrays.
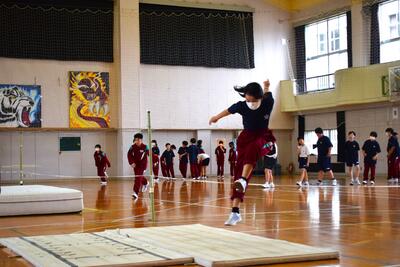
[[95, 148, 100, 152], [246, 100, 261, 110], [369, 136, 376, 140], [152, 143, 156, 147]]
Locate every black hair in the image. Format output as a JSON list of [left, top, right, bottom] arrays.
[[165, 143, 171, 147], [234, 82, 263, 99], [190, 138, 196, 144], [219, 140, 224, 144], [152, 140, 158, 145], [229, 141, 234, 147], [314, 127, 323, 134], [95, 144, 101, 149], [182, 141, 188, 146], [348, 131, 356, 136], [297, 137, 304, 141], [134, 133, 143, 140], [385, 128, 394, 134], [370, 131, 378, 138], [197, 140, 203, 147], [171, 145, 176, 150]]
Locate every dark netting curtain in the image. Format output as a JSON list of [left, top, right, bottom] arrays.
[[139, 4, 254, 69], [294, 25, 306, 93], [370, 2, 380, 64], [346, 11, 353, 68], [0, 0, 113, 62]]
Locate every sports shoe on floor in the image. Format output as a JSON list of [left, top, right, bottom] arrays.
[[224, 212, 242, 226], [363, 180, 368, 185], [332, 179, 337, 186], [296, 181, 302, 187], [394, 178, 399, 183], [350, 179, 354, 186], [234, 178, 247, 193], [303, 181, 309, 186], [370, 180, 375, 185], [262, 182, 270, 188], [132, 192, 138, 199], [270, 182, 275, 188], [100, 181, 107, 186], [355, 178, 361, 185], [142, 184, 149, 192], [316, 180, 323, 186]]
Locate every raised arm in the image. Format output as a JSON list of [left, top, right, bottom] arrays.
[[209, 109, 231, 125]]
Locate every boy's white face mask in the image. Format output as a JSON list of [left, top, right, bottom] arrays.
[[152, 143, 156, 147], [369, 136, 376, 140], [95, 148, 100, 152], [246, 100, 261, 110]]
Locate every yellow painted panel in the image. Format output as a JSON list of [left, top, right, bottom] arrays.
[[280, 60, 400, 112]]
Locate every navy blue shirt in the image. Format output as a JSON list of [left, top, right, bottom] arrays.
[[187, 144, 199, 163], [362, 139, 381, 164], [227, 92, 274, 130], [387, 136, 400, 157], [344, 141, 360, 161], [152, 146, 160, 156], [178, 147, 188, 163], [161, 150, 175, 165], [316, 135, 333, 157]]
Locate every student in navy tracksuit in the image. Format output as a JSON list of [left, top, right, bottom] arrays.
[[94, 144, 111, 185], [362, 131, 381, 185], [151, 140, 160, 180], [210, 80, 275, 226], [345, 131, 361, 185], [178, 141, 189, 178], [228, 142, 237, 178], [187, 138, 199, 178], [161, 143, 175, 178], [385, 128, 399, 183], [314, 127, 337, 186], [215, 141, 226, 179]]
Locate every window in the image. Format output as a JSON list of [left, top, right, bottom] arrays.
[[304, 129, 338, 155], [379, 0, 400, 63], [305, 14, 348, 92]]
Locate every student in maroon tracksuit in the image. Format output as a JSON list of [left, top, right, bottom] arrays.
[[228, 142, 237, 178], [178, 141, 189, 178], [151, 140, 160, 180], [94, 144, 111, 185], [210, 80, 275, 226], [215, 141, 226, 179], [127, 133, 149, 199]]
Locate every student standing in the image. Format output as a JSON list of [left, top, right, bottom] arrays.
[[161, 143, 175, 178], [178, 141, 189, 178], [314, 127, 337, 186], [209, 79, 275, 226], [385, 128, 399, 184], [296, 137, 310, 187], [151, 140, 160, 180], [362, 131, 381, 185], [187, 138, 199, 178], [215, 141, 226, 179], [228, 142, 237, 178], [263, 142, 278, 189], [344, 131, 361, 185], [127, 133, 149, 199], [94, 144, 111, 185]]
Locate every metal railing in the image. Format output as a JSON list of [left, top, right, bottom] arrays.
[[294, 74, 335, 95]]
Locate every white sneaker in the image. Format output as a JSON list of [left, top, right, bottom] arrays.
[[100, 181, 107, 186], [395, 178, 399, 183], [262, 182, 270, 188], [303, 181, 309, 186], [363, 180, 368, 185], [224, 212, 242, 226], [332, 179, 337, 186], [316, 180, 323, 186], [355, 178, 361, 185], [132, 192, 138, 199], [269, 182, 275, 188], [350, 179, 354, 186], [388, 178, 394, 183], [370, 180, 375, 185], [142, 184, 149, 192], [234, 178, 247, 193], [296, 181, 302, 187]]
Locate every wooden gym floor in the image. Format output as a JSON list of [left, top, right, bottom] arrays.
[[0, 176, 399, 267]]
